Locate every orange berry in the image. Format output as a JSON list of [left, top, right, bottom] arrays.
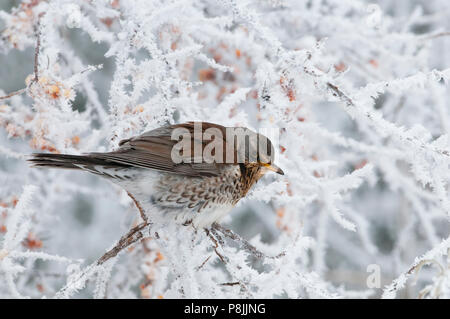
[[334, 62, 346, 72], [11, 196, 18, 207], [276, 207, 285, 218], [133, 105, 144, 113], [71, 136, 80, 145], [369, 59, 378, 68], [155, 251, 164, 262], [198, 69, 216, 82], [48, 85, 60, 99]]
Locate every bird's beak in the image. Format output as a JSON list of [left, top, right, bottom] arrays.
[[261, 163, 284, 175]]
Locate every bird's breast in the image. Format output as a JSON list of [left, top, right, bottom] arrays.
[[118, 165, 245, 228], [153, 165, 244, 209]]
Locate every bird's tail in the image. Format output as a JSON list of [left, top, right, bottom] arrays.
[[28, 153, 128, 170]]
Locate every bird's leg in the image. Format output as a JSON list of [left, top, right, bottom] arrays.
[[211, 222, 285, 260], [97, 222, 148, 265], [127, 191, 148, 224]]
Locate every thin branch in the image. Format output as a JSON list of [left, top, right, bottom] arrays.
[[326, 81, 450, 159], [97, 222, 147, 265], [204, 228, 226, 263], [33, 13, 44, 82], [0, 13, 43, 101], [56, 217, 150, 298], [418, 31, 450, 41], [219, 281, 240, 286], [204, 227, 251, 295], [0, 88, 27, 101], [196, 255, 211, 271]]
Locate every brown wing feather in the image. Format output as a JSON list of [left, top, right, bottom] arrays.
[[88, 122, 231, 177]]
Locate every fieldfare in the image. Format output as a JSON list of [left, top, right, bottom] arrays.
[[29, 122, 284, 228]]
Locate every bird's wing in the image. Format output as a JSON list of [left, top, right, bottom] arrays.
[[89, 122, 231, 177]]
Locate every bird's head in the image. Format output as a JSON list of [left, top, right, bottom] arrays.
[[237, 129, 284, 176], [255, 132, 284, 176]]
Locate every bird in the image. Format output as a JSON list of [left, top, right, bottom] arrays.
[[28, 122, 284, 228]]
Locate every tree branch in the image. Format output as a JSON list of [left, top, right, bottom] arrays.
[[0, 88, 27, 101], [97, 222, 147, 265], [0, 13, 43, 101]]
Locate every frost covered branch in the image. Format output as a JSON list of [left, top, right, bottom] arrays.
[[97, 222, 147, 266]]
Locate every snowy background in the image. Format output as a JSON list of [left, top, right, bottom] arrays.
[[0, 0, 450, 299]]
